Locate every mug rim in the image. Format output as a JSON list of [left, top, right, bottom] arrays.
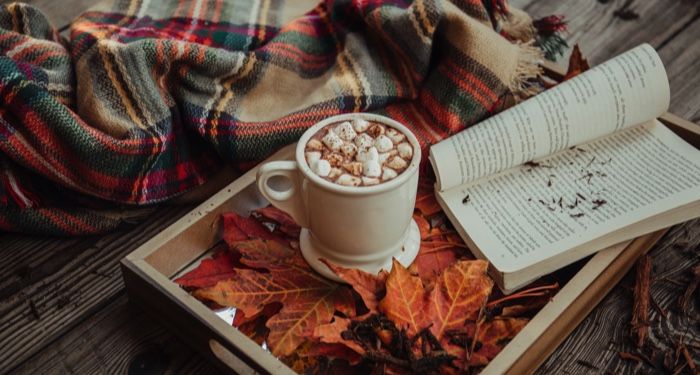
[[296, 113, 422, 195]]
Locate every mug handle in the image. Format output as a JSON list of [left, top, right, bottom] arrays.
[[256, 161, 309, 227]]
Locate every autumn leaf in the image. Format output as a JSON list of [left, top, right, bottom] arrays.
[[415, 186, 442, 217], [379, 259, 428, 336], [193, 238, 355, 357], [414, 214, 431, 240], [313, 316, 366, 355], [174, 243, 237, 289], [233, 302, 282, 345], [323, 259, 388, 313], [221, 212, 287, 246], [413, 243, 460, 282], [428, 260, 493, 340], [254, 206, 301, 238], [464, 318, 528, 366], [233, 239, 307, 269], [563, 44, 590, 81]]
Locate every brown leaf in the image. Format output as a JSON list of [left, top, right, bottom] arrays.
[[563, 44, 590, 81], [174, 243, 237, 289], [324, 259, 388, 313], [313, 316, 366, 355], [468, 318, 527, 365], [413, 243, 460, 282], [415, 188, 442, 217], [428, 260, 493, 340], [222, 212, 288, 246], [305, 342, 363, 365], [379, 259, 428, 336], [233, 239, 307, 269], [446, 318, 528, 367], [254, 206, 302, 238], [414, 214, 431, 240], [233, 302, 282, 345], [265, 284, 349, 356], [193, 238, 356, 357]]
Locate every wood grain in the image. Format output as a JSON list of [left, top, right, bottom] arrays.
[[0, 205, 194, 373], [537, 219, 700, 374], [510, 0, 700, 65], [11, 294, 220, 374]]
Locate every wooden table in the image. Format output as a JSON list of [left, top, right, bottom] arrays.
[[1, 0, 698, 373]]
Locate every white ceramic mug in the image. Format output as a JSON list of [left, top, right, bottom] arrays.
[[256, 113, 421, 281]]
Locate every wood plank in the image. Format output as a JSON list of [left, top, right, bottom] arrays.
[[12, 294, 220, 374], [537, 218, 700, 374], [0, 205, 194, 373], [0, 0, 98, 31], [658, 17, 700, 123], [510, 0, 700, 65]]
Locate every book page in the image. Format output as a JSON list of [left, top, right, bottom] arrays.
[[430, 44, 670, 191], [438, 119, 700, 272]]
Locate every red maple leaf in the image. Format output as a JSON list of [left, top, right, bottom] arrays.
[[254, 206, 301, 238], [174, 243, 238, 289]]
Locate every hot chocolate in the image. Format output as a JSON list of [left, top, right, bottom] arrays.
[[304, 118, 414, 187]]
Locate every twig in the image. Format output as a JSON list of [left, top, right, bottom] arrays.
[[631, 255, 651, 348], [421, 241, 469, 249], [678, 264, 700, 314], [680, 342, 697, 373], [486, 283, 559, 308]]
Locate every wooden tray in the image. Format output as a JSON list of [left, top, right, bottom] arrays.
[[120, 112, 699, 375]]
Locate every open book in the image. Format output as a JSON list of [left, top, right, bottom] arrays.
[[429, 44, 700, 293]]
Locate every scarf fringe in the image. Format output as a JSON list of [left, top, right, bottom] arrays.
[[510, 42, 544, 96]]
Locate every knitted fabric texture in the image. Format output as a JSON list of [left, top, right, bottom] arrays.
[[0, 0, 540, 235]]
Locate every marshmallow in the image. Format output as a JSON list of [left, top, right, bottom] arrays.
[[357, 146, 379, 163], [336, 174, 362, 187], [363, 160, 381, 177], [352, 118, 371, 132], [397, 142, 413, 159], [343, 162, 363, 176], [386, 155, 408, 170], [367, 124, 385, 138], [362, 177, 380, 186], [340, 142, 357, 158], [324, 152, 344, 167], [386, 128, 406, 144], [306, 138, 323, 151], [305, 151, 321, 166], [378, 151, 392, 164], [374, 135, 393, 153], [312, 159, 331, 177], [382, 167, 398, 181], [354, 133, 374, 150], [322, 130, 343, 151], [328, 167, 343, 179], [335, 121, 357, 141]]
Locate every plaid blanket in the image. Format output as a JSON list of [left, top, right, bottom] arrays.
[[0, 0, 545, 235]]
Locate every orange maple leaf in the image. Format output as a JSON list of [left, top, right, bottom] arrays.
[[313, 316, 366, 355], [192, 239, 355, 357], [323, 259, 388, 313], [379, 259, 428, 337], [428, 260, 492, 340], [449, 318, 528, 367]]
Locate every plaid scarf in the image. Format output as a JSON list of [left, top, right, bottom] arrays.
[[0, 0, 545, 235]]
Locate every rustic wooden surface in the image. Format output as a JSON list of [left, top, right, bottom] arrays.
[[0, 0, 698, 374]]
